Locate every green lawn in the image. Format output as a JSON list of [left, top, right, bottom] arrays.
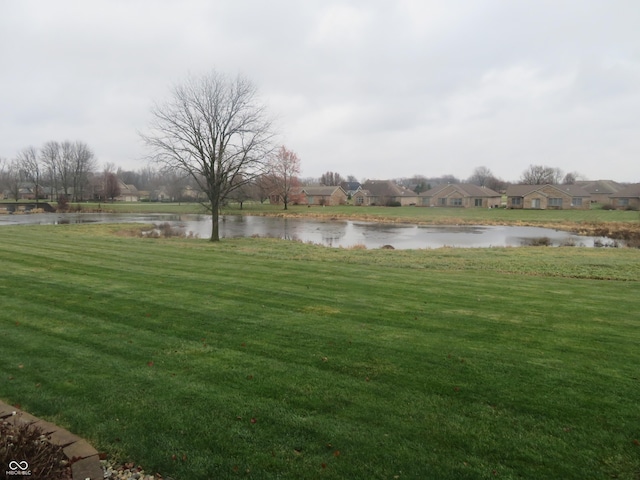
[[1, 224, 639, 479]]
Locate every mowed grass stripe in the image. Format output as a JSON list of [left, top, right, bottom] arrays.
[[1, 224, 639, 479]]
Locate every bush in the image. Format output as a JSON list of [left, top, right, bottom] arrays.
[[524, 237, 552, 246], [0, 414, 72, 480], [601, 204, 616, 210], [56, 195, 69, 212], [385, 200, 402, 207]]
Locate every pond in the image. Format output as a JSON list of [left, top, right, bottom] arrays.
[[0, 212, 616, 249]]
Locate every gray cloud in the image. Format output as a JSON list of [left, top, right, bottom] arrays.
[[1, 0, 639, 182]]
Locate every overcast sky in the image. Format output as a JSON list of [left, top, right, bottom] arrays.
[[2, 0, 639, 183]]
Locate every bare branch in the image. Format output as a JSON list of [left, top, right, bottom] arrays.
[[140, 71, 276, 241]]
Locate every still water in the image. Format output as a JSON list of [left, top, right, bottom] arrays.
[[0, 213, 613, 249]]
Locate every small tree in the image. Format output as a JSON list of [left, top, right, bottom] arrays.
[[56, 194, 69, 211], [5, 160, 22, 201], [17, 146, 42, 205], [320, 171, 343, 186], [104, 172, 121, 201], [520, 165, 563, 184], [467, 166, 494, 186], [562, 171, 583, 185], [267, 146, 301, 210], [228, 177, 255, 209]]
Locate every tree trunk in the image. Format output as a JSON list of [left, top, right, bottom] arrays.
[[209, 198, 220, 242]]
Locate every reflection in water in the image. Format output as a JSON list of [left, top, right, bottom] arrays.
[[0, 213, 612, 249]]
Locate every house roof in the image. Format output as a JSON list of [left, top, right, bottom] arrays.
[[340, 181, 361, 192], [505, 184, 591, 198], [361, 180, 416, 197], [609, 183, 640, 198], [420, 183, 501, 198], [301, 186, 346, 196], [575, 180, 623, 195]]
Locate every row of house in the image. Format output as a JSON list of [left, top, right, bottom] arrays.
[[6, 175, 638, 210], [270, 180, 640, 210], [0, 179, 208, 203], [1, 178, 141, 202]]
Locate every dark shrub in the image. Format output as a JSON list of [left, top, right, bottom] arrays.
[[56, 194, 69, 212], [0, 415, 71, 479], [524, 237, 552, 246]]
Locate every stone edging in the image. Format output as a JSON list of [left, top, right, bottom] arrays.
[[0, 400, 102, 480]]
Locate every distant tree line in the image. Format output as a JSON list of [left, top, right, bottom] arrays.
[[0, 141, 97, 203]]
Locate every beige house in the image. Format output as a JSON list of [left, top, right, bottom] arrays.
[[353, 180, 418, 206], [609, 183, 640, 209], [116, 180, 140, 202], [419, 184, 501, 208], [506, 184, 591, 209], [300, 186, 348, 206], [575, 180, 623, 205]]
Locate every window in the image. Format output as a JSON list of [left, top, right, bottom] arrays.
[[571, 197, 582, 207], [548, 198, 563, 207], [618, 198, 629, 206], [474, 198, 483, 207], [439, 198, 446, 206], [450, 198, 462, 206], [356, 196, 364, 205], [511, 197, 522, 206]]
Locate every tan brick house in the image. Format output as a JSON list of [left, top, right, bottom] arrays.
[[609, 183, 640, 209], [505, 184, 591, 209], [418, 184, 502, 208]]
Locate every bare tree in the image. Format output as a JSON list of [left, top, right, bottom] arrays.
[[267, 146, 301, 210], [254, 174, 273, 204], [141, 71, 275, 241], [17, 146, 43, 205], [0, 157, 7, 195], [467, 166, 494, 186], [164, 169, 190, 202], [227, 176, 256, 209], [562, 171, 583, 185], [72, 141, 96, 201], [520, 165, 563, 184], [40, 141, 61, 200], [57, 141, 76, 199], [104, 171, 121, 201], [37, 140, 96, 201], [5, 160, 22, 201], [320, 171, 343, 186]]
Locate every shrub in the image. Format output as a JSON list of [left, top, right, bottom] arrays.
[[385, 200, 402, 207], [559, 238, 578, 247], [524, 237, 552, 246], [0, 414, 72, 480], [56, 195, 69, 212], [601, 204, 616, 210]]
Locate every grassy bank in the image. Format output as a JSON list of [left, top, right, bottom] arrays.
[[66, 201, 640, 224], [1, 224, 639, 479]]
